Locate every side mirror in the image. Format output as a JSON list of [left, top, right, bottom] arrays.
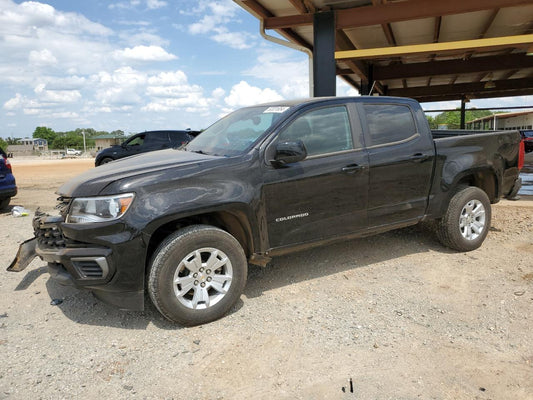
[[271, 140, 307, 168]]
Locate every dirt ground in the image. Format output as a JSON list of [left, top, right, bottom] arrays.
[[1, 156, 532, 399]]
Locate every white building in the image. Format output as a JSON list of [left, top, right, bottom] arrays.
[[467, 110, 533, 131]]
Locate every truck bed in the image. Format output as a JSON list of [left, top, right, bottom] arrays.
[[425, 129, 522, 218]]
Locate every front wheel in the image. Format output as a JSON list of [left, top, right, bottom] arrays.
[[436, 186, 491, 251], [97, 157, 114, 166], [0, 198, 10, 211], [148, 225, 248, 325]]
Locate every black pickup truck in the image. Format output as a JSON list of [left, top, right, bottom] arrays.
[[9, 97, 524, 325]]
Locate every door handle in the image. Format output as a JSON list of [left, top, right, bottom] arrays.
[[409, 153, 430, 163], [342, 164, 365, 173]]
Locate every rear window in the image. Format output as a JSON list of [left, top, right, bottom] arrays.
[[363, 104, 417, 146]]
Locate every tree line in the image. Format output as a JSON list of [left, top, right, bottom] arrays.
[[1, 127, 125, 150], [426, 109, 495, 129]]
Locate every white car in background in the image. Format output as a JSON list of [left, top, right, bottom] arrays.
[[65, 148, 82, 156]]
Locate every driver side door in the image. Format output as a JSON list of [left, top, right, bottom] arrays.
[[262, 104, 369, 248]]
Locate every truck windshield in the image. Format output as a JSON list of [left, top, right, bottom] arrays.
[[185, 105, 291, 157]]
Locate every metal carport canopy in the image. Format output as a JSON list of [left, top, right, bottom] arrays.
[[234, 0, 533, 102]]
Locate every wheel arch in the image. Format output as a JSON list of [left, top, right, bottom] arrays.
[[145, 209, 254, 271], [453, 167, 498, 202], [427, 166, 499, 219]]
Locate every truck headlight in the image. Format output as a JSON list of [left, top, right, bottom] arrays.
[[67, 193, 135, 223]]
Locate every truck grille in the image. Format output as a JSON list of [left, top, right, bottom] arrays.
[[33, 209, 67, 249], [35, 225, 66, 248]]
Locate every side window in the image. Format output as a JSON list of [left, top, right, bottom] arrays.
[[147, 133, 170, 145], [126, 134, 145, 146], [278, 106, 354, 157], [169, 132, 192, 146], [363, 104, 417, 147]]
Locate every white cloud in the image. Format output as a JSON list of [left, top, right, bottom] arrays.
[[109, 0, 166, 10], [50, 111, 80, 119], [336, 78, 360, 97], [119, 30, 169, 47], [96, 86, 142, 106], [2, 1, 112, 37], [146, 0, 167, 9], [245, 48, 309, 98], [147, 71, 188, 85], [187, 0, 253, 49], [3, 93, 25, 110], [34, 84, 82, 103], [108, 1, 142, 10], [212, 87, 225, 98], [28, 49, 58, 66], [90, 67, 147, 107], [224, 81, 282, 108], [246, 48, 362, 98], [113, 45, 177, 62], [0, 0, 114, 80], [143, 70, 216, 113], [43, 76, 87, 91], [23, 108, 40, 115], [212, 31, 251, 50]]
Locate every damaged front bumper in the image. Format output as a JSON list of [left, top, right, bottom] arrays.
[[8, 211, 146, 311], [8, 237, 38, 272]]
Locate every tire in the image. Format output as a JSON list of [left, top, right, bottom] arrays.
[[148, 225, 248, 326], [0, 198, 10, 211], [98, 157, 114, 166], [436, 186, 491, 252]]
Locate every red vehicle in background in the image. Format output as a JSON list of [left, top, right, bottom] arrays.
[[520, 130, 533, 153]]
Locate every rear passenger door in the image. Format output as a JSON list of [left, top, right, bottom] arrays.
[[358, 102, 434, 227], [263, 104, 369, 248]]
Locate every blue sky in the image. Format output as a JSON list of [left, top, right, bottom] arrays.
[[1, 0, 532, 138]]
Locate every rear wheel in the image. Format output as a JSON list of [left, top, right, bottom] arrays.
[[148, 225, 248, 325], [436, 186, 491, 251]]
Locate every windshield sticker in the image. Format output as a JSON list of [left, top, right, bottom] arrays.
[[264, 106, 289, 114]]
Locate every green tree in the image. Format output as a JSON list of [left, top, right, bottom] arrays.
[[53, 132, 84, 149], [426, 115, 437, 129], [0, 137, 7, 151], [33, 126, 57, 144], [430, 109, 494, 129]]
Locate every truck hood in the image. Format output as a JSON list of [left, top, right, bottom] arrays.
[[58, 149, 219, 197]]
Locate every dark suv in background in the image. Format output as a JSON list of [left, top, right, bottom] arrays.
[[95, 130, 200, 166]]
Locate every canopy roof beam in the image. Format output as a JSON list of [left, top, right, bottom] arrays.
[[335, 34, 533, 60], [387, 78, 533, 98], [373, 54, 533, 80]]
